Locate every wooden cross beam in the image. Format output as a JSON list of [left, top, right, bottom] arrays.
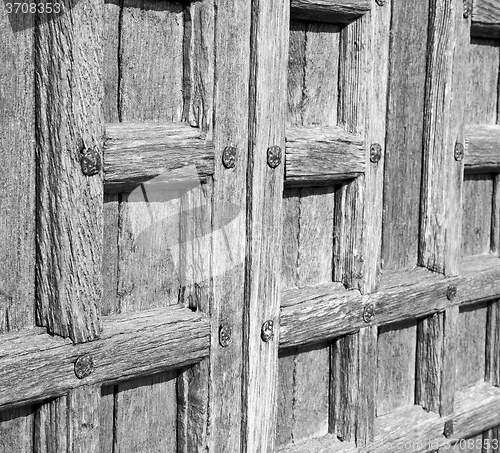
[[472, 0, 500, 38], [103, 122, 500, 192]]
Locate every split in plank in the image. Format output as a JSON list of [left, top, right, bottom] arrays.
[[465, 124, 500, 172], [472, 0, 500, 39], [280, 254, 500, 349], [290, 0, 371, 24], [0, 305, 209, 411]]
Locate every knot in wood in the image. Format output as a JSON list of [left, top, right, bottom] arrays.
[[261, 320, 274, 342], [447, 284, 457, 301], [375, 0, 386, 6], [219, 323, 232, 347], [454, 142, 464, 161], [267, 146, 282, 169], [363, 304, 375, 323], [222, 146, 237, 169], [444, 420, 454, 438], [80, 147, 101, 176], [74, 354, 94, 379], [370, 143, 382, 163]]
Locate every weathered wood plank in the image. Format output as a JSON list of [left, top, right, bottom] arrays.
[[104, 123, 214, 193], [277, 382, 500, 452], [466, 39, 499, 125], [462, 174, 493, 256], [291, 0, 371, 24], [492, 175, 500, 255], [0, 3, 36, 450], [119, 0, 183, 121], [465, 125, 500, 172], [382, 0, 429, 271], [103, 0, 120, 123], [472, 0, 500, 38], [285, 126, 364, 185], [35, 0, 104, 344], [243, 0, 289, 449], [486, 300, 500, 387], [280, 254, 500, 349], [102, 194, 120, 316], [419, 0, 469, 276], [0, 305, 209, 411]]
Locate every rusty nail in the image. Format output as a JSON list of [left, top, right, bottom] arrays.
[[74, 354, 94, 379], [447, 284, 457, 301], [370, 143, 382, 163], [261, 320, 274, 342], [375, 0, 385, 5], [219, 323, 232, 347], [267, 146, 282, 169], [222, 146, 237, 169], [363, 304, 375, 323], [454, 142, 464, 161], [444, 420, 454, 438], [80, 147, 101, 176]]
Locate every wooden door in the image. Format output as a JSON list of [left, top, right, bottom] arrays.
[[1, 0, 500, 451]]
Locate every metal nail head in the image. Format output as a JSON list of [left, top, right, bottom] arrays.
[[370, 143, 382, 163], [447, 284, 457, 301], [444, 420, 454, 438], [261, 320, 274, 342], [80, 147, 101, 176], [219, 323, 232, 347], [363, 304, 375, 323], [454, 142, 464, 161], [74, 354, 94, 379], [267, 146, 282, 169], [222, 146, 237, 169]]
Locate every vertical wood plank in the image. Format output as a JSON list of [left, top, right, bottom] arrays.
[[35, 0, 104, 344], [103, 0, 120, 123], [243, 0, 289, 449], [462, 174, 494, 257], [382, 0, 429, 271], [491, 175, 500, 256], [483, 427, 500, 452], [99, 385, 115, 453], [0, 3, 36, 450], [119, 0, 183, 122], [287, 21, 306, 127], [486, 300, 500, 387], [102, 194, 119, 316], [207, 0, 251, 450], [466, 39, 499, 125]]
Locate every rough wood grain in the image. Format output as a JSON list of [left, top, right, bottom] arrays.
[[280, 254, 500, 349], [0, 305, 209, 411], [419, 0, 469, 276], [99, 385, 115, 453], [465, 125, 500, 172], [103, 0, 120, 123], [465, 39, 499, 125], [35, 0, 104, 343], [102, 194, 119, 316], [462, 174, 493, 256], [103, 123, 214, 192], [416, 307, 459, 416], [483, 426, 500, 452], [243, 0, 289, 450], [277, 383, 500, 452], [486, 300, 500, 386], [0, 3, 36, 450], [472, 0, 500, 38], [206, 0, 251, 450], [382, 0, 429, 271], [119, 0, 183, 121], [285, 126, 364, 185], [277, 188, 333, 446], [291, 0, 370, 24], [492, 175, 500, 255]]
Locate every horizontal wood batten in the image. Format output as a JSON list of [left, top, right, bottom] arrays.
[[465, 124, 500, 172], [472, 0, 500, 38], [290, 0, 371, 24], [285, 125, 365, 186], [104, 123, 214, 193], [277, 382, 500, 452], [280, 254, 500, 349], [0, 305, 209, 411]]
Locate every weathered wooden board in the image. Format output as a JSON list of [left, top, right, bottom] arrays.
[[462, 174, 493, 257], [465, 125, 500, 172], [466, 39, 499, 125], [291, 0, 370, 24], [0, 3, 36, 450], [486, 300, 500, 386], [472, 0, 500, 38]]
